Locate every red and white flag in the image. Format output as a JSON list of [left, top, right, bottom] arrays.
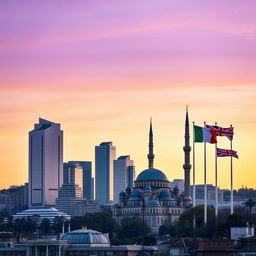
[[206, 125, 234, 141], [216, 148, 238, 159]]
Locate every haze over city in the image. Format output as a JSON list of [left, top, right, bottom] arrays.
[[1, 0, 256, 189]]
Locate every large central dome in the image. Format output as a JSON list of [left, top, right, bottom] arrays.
[[134, 168, 169, 189], [136, 168, 168, 181]]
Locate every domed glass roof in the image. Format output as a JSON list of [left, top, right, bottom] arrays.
[[61, 229, 110, 245], [136, 168, 168, 181]]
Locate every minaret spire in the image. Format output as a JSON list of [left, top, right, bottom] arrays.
[[183, 106, 192, 206], [147, 117, 154, 169]]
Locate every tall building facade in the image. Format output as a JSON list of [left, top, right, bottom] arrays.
[[29, 118, 63, 207], [67, 161, 93, 200], [63, 162, 83, 195], [113, 156, 135, 202], [95, 142, 116, 205]]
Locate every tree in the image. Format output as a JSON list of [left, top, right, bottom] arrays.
[[13, 218, 26, 233], [52, 216, 66, 234], [40, 218, 51, 234], [70, 212, 116, 237], [244, 198, 256, 219], [119, 217, 150, 239]]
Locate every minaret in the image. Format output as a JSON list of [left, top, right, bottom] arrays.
[[183, 107, 192, 206], [147, 118, 154, 169]]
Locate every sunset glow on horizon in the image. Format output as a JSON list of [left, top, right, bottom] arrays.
[[1, 0, 256, 189]]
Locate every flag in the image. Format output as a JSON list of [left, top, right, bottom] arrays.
[[206, 125, 234, 141], [194, 125, 217, 143], [216, 148, 238, 158]]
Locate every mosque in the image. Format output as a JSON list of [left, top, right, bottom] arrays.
[[112, 111, 192, 234]]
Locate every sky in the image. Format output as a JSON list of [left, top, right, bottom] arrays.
[[0, 0, 256, 190]]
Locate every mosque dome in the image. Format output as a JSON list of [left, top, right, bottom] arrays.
[[61, 229, 110, 246], [147, 200, 160, 207], [173, 186, 179, 192], [127, 190, 143, 201], [119, 191, 126, 197], [144, 185, 152, 193], [136, 168, 168, 182], [159, 190, 175, 201]]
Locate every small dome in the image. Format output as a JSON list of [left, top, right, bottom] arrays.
[[119, 191, 126, 197], [126, 186, 132, 193], [61, 229, 110, 245], [173, 186, 179, 192], [136, 168, 168, 181], [147, 200, 160, 207], [159, 190, 175, 201], [127, 190, 142, 201], [130, 190, 141, 197], [144, 185, 152, 193]]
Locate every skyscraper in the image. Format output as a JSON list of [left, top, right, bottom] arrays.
[[113, 156, 135, 202], [63, 162, 83, 194], [95, 142, 116, 205], [28, 118, 63, 207], [67, 161, 93, 200]]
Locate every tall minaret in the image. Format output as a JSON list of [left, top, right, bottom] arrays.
[[147, 118, 154, 169], [183, 107, 192, 206]]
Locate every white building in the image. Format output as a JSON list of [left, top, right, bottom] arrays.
[[28, 118, 63, 208], [95, 142, 116, 205], [113, 155, 135, 202]]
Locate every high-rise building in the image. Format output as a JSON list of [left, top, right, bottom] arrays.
[[67, 161, 93, 200], [95, 142, 116, 205], [63, 162, 83, 195], [28, 118, 63, 207], [91, 177, 94, 200], [113, 156, 135, 202]]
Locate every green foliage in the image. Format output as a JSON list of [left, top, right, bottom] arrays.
[[118, 217, 150, 239], [70, 212, 116, 237], [160, 205, 248, 239], [52, 216, 66, 234], [244, 198, 256, 217], [39, 218, 51, 234]]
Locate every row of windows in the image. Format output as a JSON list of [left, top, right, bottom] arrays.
[[136, 182, 168, 187], [238, 254, 256, 256], [120, 208, 181, 214], [67, 251, 124, 256], [0, 252, 25, 256]]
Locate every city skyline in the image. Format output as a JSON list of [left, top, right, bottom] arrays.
[[1, 0, 256, 189]]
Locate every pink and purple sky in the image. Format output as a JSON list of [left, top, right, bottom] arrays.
[[0, 0, 256, 189]]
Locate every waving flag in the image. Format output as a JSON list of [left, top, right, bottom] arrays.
[[194, 125, 217, 144], [217, 148, 238, 158], [206, 125, 234, 141]]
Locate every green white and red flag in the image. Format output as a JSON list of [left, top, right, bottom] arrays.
[[194, 125, 217, 144]]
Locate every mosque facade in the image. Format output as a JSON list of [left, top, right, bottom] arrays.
[[112, 112, 192, 234]]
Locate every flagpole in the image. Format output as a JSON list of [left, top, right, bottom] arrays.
[[204, 121, 207, 226], [193, 121, 196, 229], [215, 122, 218, 218], [230, 124, 233, 215]]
